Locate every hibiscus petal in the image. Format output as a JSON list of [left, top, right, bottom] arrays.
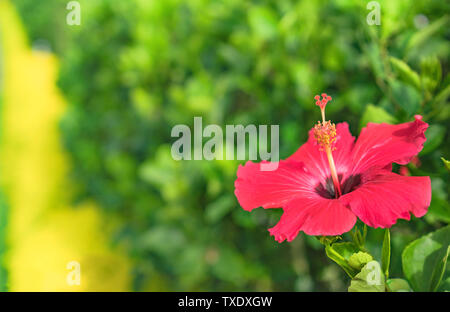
[[234, 160, 317, 211], [340, 170, 431, 228], [268, 196, 357, 242], [288, 122, 355, 181], [351, 115, 428, 174]]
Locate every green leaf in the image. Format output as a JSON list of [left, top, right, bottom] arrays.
[[348, 261, 385, 292], [441, 157, 450, 172], [438, 276, 450, 291], [433, 84, 450, 106], [390, 57, 421, 91], [389, 79, 421, 115], [325, 243, 358, 278], [429, 245, 450, 292], [402, 225, 450, 291], [359, 104, 396, 130], [421, 125, 445, 155], [381, 228, 391, 279], [331, 242, 359, 260], [386, 278, 412, 292], [420, 56, 442, 93]]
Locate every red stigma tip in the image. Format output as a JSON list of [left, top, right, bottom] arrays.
[[314, 92, 332, 111]]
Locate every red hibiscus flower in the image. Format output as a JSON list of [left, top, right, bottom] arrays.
[[234, 94, 431, 242]]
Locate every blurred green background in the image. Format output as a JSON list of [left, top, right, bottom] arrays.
[[0, 0, 448, 291]]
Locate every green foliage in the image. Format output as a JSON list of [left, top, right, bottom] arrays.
[[421, 56, 442, 94], [389, 57, 421, 91], [325, 241, 358, 278], [402, 225, 450, 291], [386, 278, 412, 292], [13, 0, 450, 291], [442, 157, 450, 172], [12, 0, 73, 53], [359, 104, 396, 129], [381, 229, 391, 279], [348, 252, 373, 271], [348, 260, 385, 292], [421, 124, 445, 155], [332, 242, 359, 260]]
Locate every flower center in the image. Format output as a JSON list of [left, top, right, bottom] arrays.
[[315, 174, 361, 199], [313, 93, 342, 198]]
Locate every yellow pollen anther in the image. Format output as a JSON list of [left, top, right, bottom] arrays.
[[313, 121, 337, 151]]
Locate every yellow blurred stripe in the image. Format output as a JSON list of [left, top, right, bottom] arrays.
[[0, 0, 131, 291]]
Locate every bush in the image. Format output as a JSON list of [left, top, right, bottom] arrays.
[[14, 0, 450, 290]]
